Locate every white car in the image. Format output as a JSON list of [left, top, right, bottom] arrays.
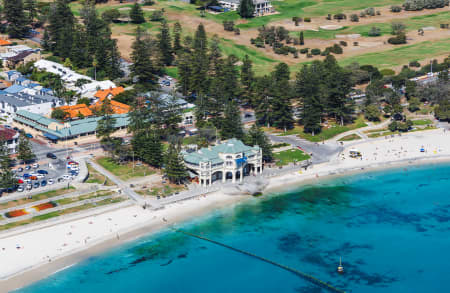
[[48, 179, 54, 185], [17, 186, 24, 192], [62, 174, 71, 180], [37, 174, 45, 179], [32, 163, 39, 169], [166, 76, 173, 81]]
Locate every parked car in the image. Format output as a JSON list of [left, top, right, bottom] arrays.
[[37, 170, 48, 175], [30, 175, 38, 180], [33, 182, 40, 188], [23, 173, 31, 179], [48, 179, 54, 185], [41, 180, 47, 187], [17, 179, 24, 184], [37, 174, 45, 179], [26, 184, 32, 191], [25, 179, 32, 184], [17, 186, 24, 192], [16, 167, 23, 172], [57, 177, 64, 183], [25, 133, 33, 138], [25, 165, 31, 170], [46, 153, 57, 159], [32, 163, 39, 169]]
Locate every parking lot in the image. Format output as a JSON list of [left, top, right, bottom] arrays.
[[9, 156, 80, 194]]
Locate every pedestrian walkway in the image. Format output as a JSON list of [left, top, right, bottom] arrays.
[[86, 159, 162, 210]]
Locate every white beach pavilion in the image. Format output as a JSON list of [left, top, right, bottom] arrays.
[[183, 138, 263, 186]]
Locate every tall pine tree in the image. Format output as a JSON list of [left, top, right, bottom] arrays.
[[158, 19, 173, 66], [239, 0, 255, 18], [191, 24, 209, 95], [244, 124, 273, 162], [17, 132, 35, 163], [173, 22, 182, 53], [0, 136, 15, 190], [4, 0, 29, 38], [130, 27, 158, 89], [220, 101, 244, 140], [271, 63, 294, 131], [130, 3, 145, 24], [240, 54, 255, 106], [164, 143, 187, 185]]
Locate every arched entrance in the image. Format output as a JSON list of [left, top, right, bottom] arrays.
[[212, 171, 223, 183]]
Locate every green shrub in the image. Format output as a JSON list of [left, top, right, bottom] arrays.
[[350, 14, 359, 22], [311, 48, 321, 55], [380, 68, 396, 76], [409, 60, 421, 67], [304, 17, 311, 22], [388, 33, 407, 44], [339, 41, 347, 46], [368, 26, 381, 36], [390, 5, 402, 12], [300, 48, 309, 54]]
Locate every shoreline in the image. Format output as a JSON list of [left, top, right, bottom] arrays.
[[1, 129, 449, 292]]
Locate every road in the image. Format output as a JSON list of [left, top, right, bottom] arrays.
[[267, 133, 342, 164]]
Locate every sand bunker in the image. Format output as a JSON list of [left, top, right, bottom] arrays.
[[336, 34, 361, 39], [422, 26, 436, 31], [118, 7, 130, 10], [356, 41, 384, 48], [320, 25, 343, 30]]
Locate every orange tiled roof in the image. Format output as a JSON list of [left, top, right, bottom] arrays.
[[89, 98, 130, 115], [0, 39, 12, 46], [57, 104, 93, 119], [94, 87, 125, 100]]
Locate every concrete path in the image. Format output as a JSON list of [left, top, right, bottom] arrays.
[[86, 159, 162, 209]]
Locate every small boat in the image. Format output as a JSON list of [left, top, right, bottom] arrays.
[[337, 257, 344, 274]]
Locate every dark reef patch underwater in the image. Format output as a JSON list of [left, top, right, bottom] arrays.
[[17, 164, 450, 293]]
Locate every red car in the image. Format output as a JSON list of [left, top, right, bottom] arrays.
[[17, 179, 24, 184]]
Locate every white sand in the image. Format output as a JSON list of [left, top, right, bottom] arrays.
[[0, 192, 246, 291], [0, 128, 449, 291], [268, 129, 450, 191]]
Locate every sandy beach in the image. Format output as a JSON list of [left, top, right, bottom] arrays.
[[1, 128, 449, 292]]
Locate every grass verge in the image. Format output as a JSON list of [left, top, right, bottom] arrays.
[[96, 157, 156, 181], [274, 149, 311, 166]]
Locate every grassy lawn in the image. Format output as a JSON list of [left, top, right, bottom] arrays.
[[137, 185, 185, 197], [298, 116, 368, 142], [54, 190, 114, 205], [96, 157, 156, 181], [274, 149, 311, 166], [165, 67, 178, 78], [412, 119, 433, 125], [338, 38, 450, 69], [0, 197, 126, 231], [0, 187, 76, 210], [219, 38, 277, 73], [338, 133, 362, 141], [263, 117, 367, 142], [298, 11, 450, 40], [86, 164, 115, 186]]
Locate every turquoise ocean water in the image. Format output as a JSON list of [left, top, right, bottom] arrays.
[[16, 163, 450, 293]]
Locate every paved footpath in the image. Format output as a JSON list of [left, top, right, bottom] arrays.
[[86, 159, 162, 210]]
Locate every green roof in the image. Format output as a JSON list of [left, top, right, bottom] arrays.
[[14, 110, 129, 139], [16, 110, 60, 127], [184, 138, 259, 165]]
